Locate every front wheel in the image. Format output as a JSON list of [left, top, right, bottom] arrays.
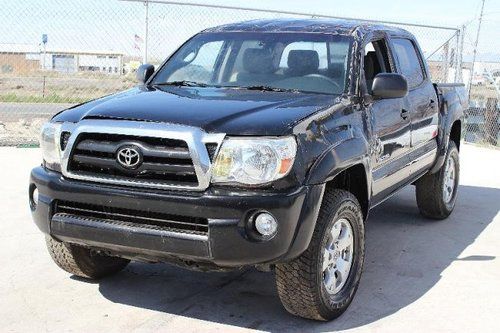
[[415, 141, 460, 219], [275, 189, 365, 321]]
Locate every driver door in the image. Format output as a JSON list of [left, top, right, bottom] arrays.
[[364, 39, 412, 204]]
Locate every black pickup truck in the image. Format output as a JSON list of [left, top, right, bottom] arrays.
[[29, 19, 467, 321]]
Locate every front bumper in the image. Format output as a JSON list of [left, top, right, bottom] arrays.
[[30, 166, 324, 267]]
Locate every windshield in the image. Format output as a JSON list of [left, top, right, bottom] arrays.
[[152, 32, 352, 95]]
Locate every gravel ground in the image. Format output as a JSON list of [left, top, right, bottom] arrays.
[[0, 103, 72, 146], [0, 144, 499, 333]]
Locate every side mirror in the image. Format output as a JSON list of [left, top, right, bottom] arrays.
[[371, 73, 408, 99], [136, 64, 155, 84]]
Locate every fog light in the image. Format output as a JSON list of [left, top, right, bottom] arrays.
[[254, 212, 278, 237], [29, 185, 38, 210], [32, 187, 39, 205]]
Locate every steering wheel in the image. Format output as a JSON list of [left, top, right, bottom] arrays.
[[304, 74, 341, 91]]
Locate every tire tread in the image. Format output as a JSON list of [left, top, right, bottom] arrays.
[[416, 141, 459, 219], [275, 189, 364, 321]]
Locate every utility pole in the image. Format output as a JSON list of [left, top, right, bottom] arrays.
[[41, 34, 48, 98], [143, 0, 149, 64], [468, 0, 486, 97], [41, 34, 48, 70]]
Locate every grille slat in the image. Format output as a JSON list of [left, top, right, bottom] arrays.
[[77, 139, 191, 159], [72, 154, 196, 175], [55, 201, 209, 235], [68, 133, 200, 187], [77, 140, 117, 154], [73, 154, 116, 169]]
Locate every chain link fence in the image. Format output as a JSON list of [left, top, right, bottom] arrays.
[[460, 13, 500, 147], [0, 0, 497, 146]]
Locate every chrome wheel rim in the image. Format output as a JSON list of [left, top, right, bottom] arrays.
[[443, 155, 456, 203], [322, 218, 354, 295]]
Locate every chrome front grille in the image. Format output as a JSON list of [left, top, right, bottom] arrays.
[[69, 133, 198, 186], [60, 120, 225, 191]]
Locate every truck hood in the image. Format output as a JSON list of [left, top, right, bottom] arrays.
[[53, 86, 339, 135]]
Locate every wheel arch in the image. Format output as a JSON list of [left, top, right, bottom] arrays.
[[449, 119, 461, 151], [324, 164, 369, 220], [429, 97, 464, 174], [306, 135, 371, 219]]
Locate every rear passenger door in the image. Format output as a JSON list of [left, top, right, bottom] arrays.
[[391, 38, 439, 177]]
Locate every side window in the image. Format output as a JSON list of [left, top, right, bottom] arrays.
[[392, 39, 425, 89], [364, 39, 391, 93], [169, 41, 224, 84]]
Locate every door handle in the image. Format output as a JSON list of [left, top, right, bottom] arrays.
[[400, 109, 409, 120]]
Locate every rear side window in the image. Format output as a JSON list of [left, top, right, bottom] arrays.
[[392, 39, 425, 89]]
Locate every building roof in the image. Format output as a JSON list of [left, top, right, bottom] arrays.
[[0, 43, 123, 56], [203, 18, 410, 36]]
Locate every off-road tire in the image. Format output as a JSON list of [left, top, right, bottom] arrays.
[[275, 189, 365, 321], [46, 236, 130, 279], [415, 141, 459, 219]]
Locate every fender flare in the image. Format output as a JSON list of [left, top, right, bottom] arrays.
[[306, 132, 372, 201], [429, 91, 464, 174], [281, 135, 372, 262]]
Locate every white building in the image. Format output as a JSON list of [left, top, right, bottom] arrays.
[[0, 43, 124, 75]]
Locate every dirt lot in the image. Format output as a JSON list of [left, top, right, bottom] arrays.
[[0, 144, 499, 332], [0, 73, 135, 102], [0, 103, 72, 146], [0, 72, 135, 146]]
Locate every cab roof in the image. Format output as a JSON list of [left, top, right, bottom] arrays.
[[203, 18, 411, 37]]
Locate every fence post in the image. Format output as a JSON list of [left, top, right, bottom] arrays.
[[485, 98, 498, 146], [442, 41, 449, 82], [458, 25, 465, 83], [454, 28, 462, 83], [143, 0, 149, 64]]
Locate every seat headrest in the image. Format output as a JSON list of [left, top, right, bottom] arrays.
[[243, 48, 277, 74], [287, 50, 319, 76]]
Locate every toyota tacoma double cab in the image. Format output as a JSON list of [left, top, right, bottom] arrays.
[[29, 19, 467, 321]]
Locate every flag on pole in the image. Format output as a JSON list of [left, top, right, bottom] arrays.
[[134, 34, 144, 44], [133, 34, 143, 54]]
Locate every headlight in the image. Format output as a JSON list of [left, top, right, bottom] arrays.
[[212, 136, 297, 185], [40, 122, 62, 171]]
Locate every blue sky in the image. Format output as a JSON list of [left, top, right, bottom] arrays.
[[0, 0, 498, 61]]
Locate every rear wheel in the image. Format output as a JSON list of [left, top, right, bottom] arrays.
[[46, 236, 129, 279], [415, 141, 460, 219], [275, 189, 365, 321]]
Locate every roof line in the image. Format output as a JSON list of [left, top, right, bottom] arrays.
[[119, 0, 459, 31]]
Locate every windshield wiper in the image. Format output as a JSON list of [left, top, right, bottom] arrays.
[[241, 85, 299, 93], [152, 80, 211, 88]]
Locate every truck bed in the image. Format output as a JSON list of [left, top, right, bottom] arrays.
[[435, 83, 468, 110]]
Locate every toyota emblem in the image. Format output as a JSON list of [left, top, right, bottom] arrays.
[[116, 145, 142, 169]]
